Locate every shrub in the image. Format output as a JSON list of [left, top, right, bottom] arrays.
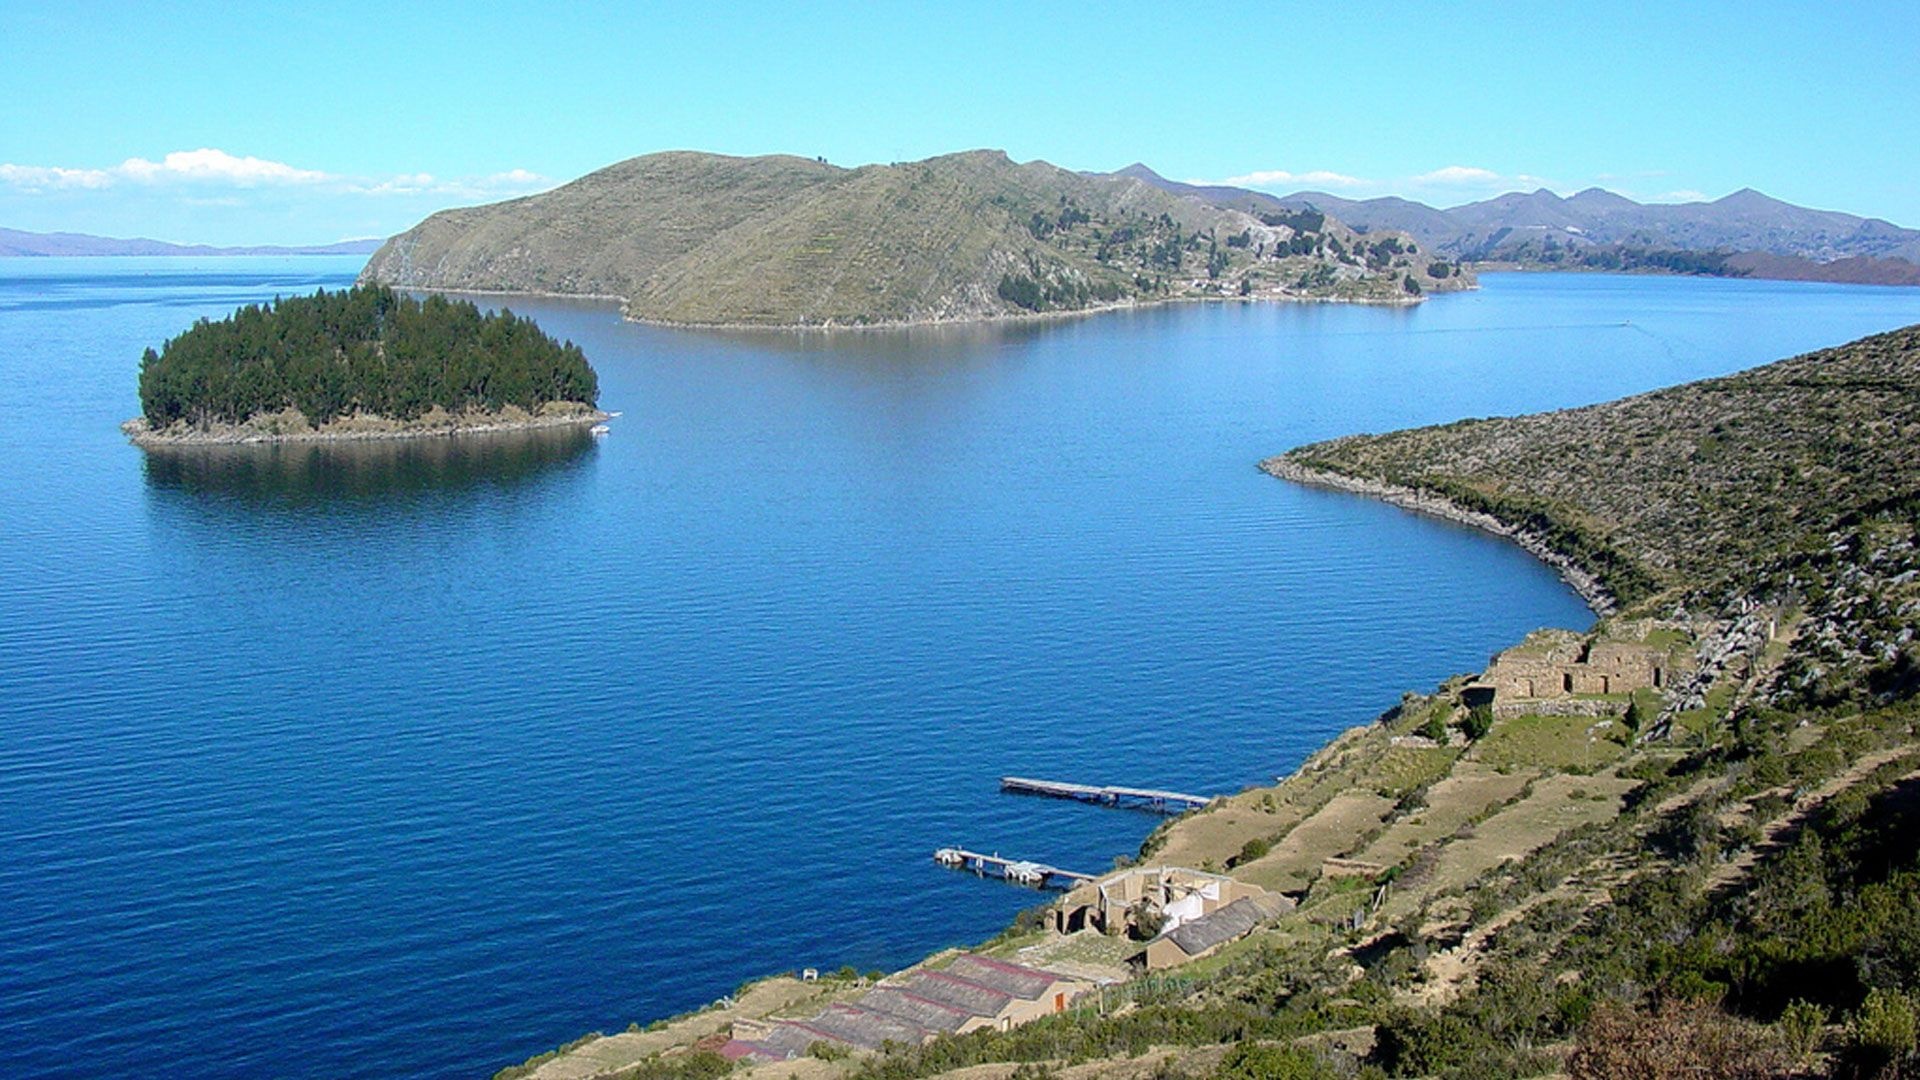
[[1213, 1042, 1337, 1079], [1230, 837, 1272, 868], [810, 1040, 852, 1061], [1566, 999, 1787, 1080], [1843, 988, 1919, 1078], [1778, 999, 1826, 1065]]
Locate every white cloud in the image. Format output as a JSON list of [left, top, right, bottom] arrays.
[[348, 172, 441, 196], [1410, 165, 1502, 186], [0, 163, 114, 190], [117, 148, 334, 185], [1212, 168, 1370, 190], [1, 148, 332, 191], [1650, 189, 1710, 203], [349, 169, 553, 199], [0, 148, 551, 202], [484, 168, 546, 188]]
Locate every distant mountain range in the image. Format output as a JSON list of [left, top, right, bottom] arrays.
[[0, 228, 383, 258], [361, 150, 1466, 327], [1111, 166, 1920, 286]]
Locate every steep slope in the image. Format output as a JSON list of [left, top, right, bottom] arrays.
[[362, 150, 1467, 327]]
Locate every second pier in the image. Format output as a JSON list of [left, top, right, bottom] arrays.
[[999, 776, 1212, 813]]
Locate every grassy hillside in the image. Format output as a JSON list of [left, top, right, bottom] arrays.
[[361, 150, 1468, 327]]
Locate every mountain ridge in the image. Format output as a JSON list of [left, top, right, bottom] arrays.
[[1113, 165, 1920, 282]]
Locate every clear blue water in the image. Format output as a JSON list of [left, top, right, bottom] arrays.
[[5, 259, 1920, 1080]]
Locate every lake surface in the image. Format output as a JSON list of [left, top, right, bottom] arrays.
[[5, 260, 1920, 1080]]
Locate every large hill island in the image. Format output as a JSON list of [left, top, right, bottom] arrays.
[[359, 150, 1469, 328], [124, 285, 606, 445]]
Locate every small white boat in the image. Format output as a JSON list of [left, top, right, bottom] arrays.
[[590, 424, 610, 437]]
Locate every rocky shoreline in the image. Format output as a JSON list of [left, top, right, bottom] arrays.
[[1260, 455, 1617, 616], [121, 405, 610, 448]]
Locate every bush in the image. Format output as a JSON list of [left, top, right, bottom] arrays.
[[1844, 988, 1918, 1078], [1213, 1042, 1337, 1079], [1566, 999, 1787, 1080], [1230, 837, 1272, 868], [1462, 707, 1494, 741], [810, 1040, 851, 1061], [1778, 998, 1826, 1065]]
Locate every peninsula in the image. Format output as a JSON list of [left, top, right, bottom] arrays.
[[358, 150, 1469, 328], [496, 324, 1920, 1080], [123, 284, 606, 446]]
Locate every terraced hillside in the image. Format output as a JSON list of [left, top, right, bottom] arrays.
[[361, 150, 1467, 327]]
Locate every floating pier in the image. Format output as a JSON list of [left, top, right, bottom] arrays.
[[933, 847, 1094, 888], [999, 776, 1213, 813]]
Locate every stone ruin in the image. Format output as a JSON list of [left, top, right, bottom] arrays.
[[1460, 627, 1690, 718]]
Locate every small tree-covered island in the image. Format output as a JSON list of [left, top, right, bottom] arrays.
[[122, 285, 607, 445]]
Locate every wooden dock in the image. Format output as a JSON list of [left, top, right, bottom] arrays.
[[933, 847, 1094, 888], [1000, 776, 1213, 813]]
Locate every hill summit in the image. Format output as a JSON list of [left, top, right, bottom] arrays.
[[360, 150, 1467, 327]]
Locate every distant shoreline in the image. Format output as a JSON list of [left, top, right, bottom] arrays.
[[121, 406, 609, 448], [1261, 455, 1616, 616]]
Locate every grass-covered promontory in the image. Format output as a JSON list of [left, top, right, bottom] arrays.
[[129, 285, 602, 443]]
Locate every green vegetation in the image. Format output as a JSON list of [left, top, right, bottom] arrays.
[[1461, 705, 1494, 741], [137, 285, 597, 429], [362, 149, 1468, 328]]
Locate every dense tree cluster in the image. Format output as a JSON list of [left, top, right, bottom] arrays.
[[1258, 208, 1326, 234], [137, 285, 599, 428]]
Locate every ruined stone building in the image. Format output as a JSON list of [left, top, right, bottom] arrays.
[[1459, 629, 1685, 715]]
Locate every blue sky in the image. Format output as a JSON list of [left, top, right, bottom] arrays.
[[4, 1, 1916, 246]]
